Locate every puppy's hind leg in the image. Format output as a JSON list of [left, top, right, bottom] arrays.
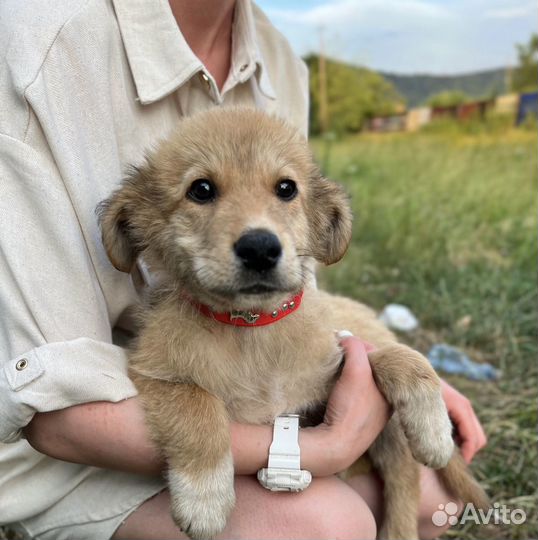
[[133, 373, 235, 540], [369, 416, 421, 540]]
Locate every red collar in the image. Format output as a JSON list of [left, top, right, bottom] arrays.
[[189, 291, 304, 327]]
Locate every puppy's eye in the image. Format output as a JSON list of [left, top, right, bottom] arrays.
[[187, 179, 216, 204], [275, 179, 298, 201]]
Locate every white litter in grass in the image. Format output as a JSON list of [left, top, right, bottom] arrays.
[[378, 304, 419, 332]]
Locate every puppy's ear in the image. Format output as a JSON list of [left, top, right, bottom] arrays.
[[308, 174, 353, 265], [98, 169, 146, 273]]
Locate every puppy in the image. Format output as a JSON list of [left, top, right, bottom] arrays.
[[99, 108, 487, 539]]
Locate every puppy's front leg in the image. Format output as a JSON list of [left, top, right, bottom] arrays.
[[368, 344, 454, 469], [132, 373, 235, 540]]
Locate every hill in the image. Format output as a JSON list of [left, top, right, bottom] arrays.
[[380, 68, 508, 107], [303, 55, 511, 126]]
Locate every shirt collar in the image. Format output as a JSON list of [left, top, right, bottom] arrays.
[[227, 0, 276, 99], [112, 0, 276, 105]]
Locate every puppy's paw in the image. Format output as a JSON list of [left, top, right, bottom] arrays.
[[400, 394, 454, 469], [168, 453, 235, 540]]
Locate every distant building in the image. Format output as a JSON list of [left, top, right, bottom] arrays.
[[406, 107, 431, 132], [430, 100, 493, 122], [430, 104, 459, 120], [494, 93, 519, 115], [366, 92, 534, 134], [456, 99, 494, 121], [368, 114, 406, 132], [516, 92, 538, 125]]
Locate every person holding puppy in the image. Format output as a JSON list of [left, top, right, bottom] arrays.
[[0, 1, 486, 539]]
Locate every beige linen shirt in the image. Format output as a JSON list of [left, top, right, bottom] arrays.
[[0, 0, 308, 523]]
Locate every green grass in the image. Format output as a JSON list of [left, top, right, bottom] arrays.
[[312, 125, 537, 539]]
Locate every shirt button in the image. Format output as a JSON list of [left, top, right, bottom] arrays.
[[199, 71, 211, 89], [16, 359, 28, 371]]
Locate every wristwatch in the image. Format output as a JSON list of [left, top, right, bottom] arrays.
[[257, 414, 312, 492]]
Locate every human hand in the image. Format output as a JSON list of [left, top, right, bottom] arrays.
[[441, 379, 487, 463], [301, 333, 391, 475]]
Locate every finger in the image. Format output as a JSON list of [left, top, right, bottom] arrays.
[[454, 421, 476, 458], [474, 412, 487, 449], [336, 338, 372, 385], [457, 414, 482, 462], [323, 338, 370, 426], [456, 415, 477, 463], [473, 416, 487, 451], [335, 330, 376, 353], [461, 405, 487, 459], [461, 440, 474, 464], [456, 428, 476, 463], [478, 430, 488, 450], [329, 333, 373, 399], [467, 401, 487, 453], [445, 401, 475, 458]]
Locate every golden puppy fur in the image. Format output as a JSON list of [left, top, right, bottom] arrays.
[[99, 108, 487, 539]]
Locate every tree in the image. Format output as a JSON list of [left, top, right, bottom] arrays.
[[305, 55, 403, 134], [511, 34, 538, 93], [427, 90, 468, 108]]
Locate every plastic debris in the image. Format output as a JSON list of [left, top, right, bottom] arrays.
[[379, 304, 419, 332], [427, 344, 501, 381], [455, 315, 472, 329]]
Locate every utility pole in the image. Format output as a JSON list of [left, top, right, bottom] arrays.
[[318, 27, 329, 134], [505, 64, 513, 93]]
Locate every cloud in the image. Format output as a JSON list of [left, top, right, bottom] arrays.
[[270, 0, 451, 27], [258, 0, 538, 74], [485, 5, 535, 19]]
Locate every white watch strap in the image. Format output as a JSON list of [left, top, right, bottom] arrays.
[[267, 414, 301, 470]]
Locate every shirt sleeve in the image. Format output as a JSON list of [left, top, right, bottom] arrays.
[[0, 134, 138, 443]]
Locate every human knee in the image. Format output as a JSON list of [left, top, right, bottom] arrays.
[[419, 496, 464, 540], [291, 477, 377, 540], [417, 467, 465, 540]]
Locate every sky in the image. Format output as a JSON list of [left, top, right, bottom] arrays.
[[256, 0, 537, 75]]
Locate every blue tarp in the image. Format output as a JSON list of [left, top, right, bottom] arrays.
[[516, 92, 538, 125], [427, 344, 501, 381]]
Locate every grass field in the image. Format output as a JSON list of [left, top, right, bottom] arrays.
[[311, 122, 537, 540]]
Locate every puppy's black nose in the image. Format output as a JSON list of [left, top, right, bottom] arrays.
[[234, 229, 282, 272]]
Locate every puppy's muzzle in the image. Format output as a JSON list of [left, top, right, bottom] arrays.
[[234, 229, 282, 273]]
